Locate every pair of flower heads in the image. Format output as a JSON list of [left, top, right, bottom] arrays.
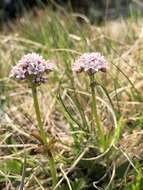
[[10, 52, 108, 85]]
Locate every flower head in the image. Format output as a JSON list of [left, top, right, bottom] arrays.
[[72, 52, 107, 74], [10, 53, 55, 85]]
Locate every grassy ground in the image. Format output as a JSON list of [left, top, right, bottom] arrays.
[[0, 6, 143, 190]]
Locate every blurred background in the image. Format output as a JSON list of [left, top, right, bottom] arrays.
[[0, 0, 141, 24]]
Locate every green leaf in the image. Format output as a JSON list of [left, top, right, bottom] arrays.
[[0, 159, 22, 174]]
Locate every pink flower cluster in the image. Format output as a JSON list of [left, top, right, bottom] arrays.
[[10, 52, 108, 86], [72, 52, 107, 74], [10, 53, 55, 85]]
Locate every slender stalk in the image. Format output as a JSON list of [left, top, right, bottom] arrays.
[[89, 75, 105, 149], [31, 85, 47, 145], [49, 152, 57, 189], [31, 85, 57, 188], [90, 75, 101, 131]]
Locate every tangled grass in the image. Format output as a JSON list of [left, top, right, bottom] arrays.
[[0, 7, 143, 190]]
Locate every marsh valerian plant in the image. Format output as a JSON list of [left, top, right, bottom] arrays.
[[5, 8, 143, 189], [10, 52, 57, 189], [10, 51, 112, 189], [72, 52, 108, 150]]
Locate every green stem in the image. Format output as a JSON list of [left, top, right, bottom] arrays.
[[90, 75, 101, 131], [90, 75, 106, 150], [31, 85, 47, 145], [31, 85, 57, 188], [49, 153, 57, 189]]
